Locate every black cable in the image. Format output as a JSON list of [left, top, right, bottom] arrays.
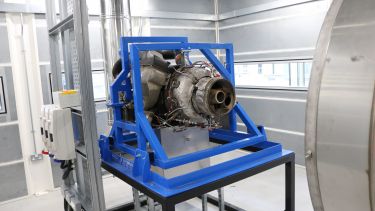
[[60, 160, 68, 169], [112, 59, 122, 79], [61, 160, 73, 180], [62, 166, 73, 180]]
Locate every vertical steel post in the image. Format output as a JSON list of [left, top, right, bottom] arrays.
[[72, 0, 106, 210], [132, 188, 141, 210], [59, 0, 74, 90], [285, 157, 295, 211], [100, 0, 132, 125], [218, 188, 225, 211], [202, 194, 208, 211], [147, 197, 155, 211], [45, 0, 63, 92]]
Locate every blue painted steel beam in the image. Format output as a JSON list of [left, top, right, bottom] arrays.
[[209, 129, 252, 142], [225, 46, 237, 131], [234, 103, 262, 136], [133, 42, 233, 51], [116, 121, 138, 132], [200, 48, 232, 81], [114, 143, 137, 156], [137, 113, 168, 161]]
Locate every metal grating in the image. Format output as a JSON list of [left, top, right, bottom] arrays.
[[67, 0, 74, 16], [69, 31, 80, 89], [45, 1, 106, 209]]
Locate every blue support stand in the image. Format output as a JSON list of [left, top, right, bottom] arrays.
[[99, 37, 295, 211]]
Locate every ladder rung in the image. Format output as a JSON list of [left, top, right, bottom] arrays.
[[49, 14, 74, 35]]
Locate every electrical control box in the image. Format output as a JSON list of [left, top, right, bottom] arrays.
[[40, 90, 81, 160], [52, 90, 81, 108]]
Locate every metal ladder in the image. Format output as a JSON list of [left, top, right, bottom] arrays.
[[45, 0, 105, 210]]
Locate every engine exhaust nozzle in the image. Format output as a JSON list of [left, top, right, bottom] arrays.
[[193, 77, 236, 116]]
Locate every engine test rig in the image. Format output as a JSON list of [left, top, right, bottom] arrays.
[[98, 36, 295, 211]]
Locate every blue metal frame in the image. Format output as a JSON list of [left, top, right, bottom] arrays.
[[99, 36, 288, 197]]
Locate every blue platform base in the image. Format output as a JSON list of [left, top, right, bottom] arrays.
[[103, 148, 292, 197], [101, 146, 295, 211]]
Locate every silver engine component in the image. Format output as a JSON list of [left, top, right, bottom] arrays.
[[166, 67, 211, 122], [139, 51, 170, 110], [134, 51, 236, 126], [193, 77, 235, 117], [153, 127, 210, 178], [305, 0, 375, 210], [166, 67, 235, 123], [141, 65, 168, 110]]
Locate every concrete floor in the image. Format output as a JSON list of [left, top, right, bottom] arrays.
[[0, 163, 313, 211]]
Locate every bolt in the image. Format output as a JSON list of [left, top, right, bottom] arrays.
[[185, 135, 191, 141], [305, 150, 313, 159]]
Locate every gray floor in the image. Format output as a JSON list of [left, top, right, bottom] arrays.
[[0, 149, 313, 210], [0, 163, 313, 211]]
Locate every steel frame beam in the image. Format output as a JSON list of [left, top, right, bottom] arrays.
[[0, 2, 45, 14], [102, 144, 295, 211], [45, 0, 106, 210], [218, 0, 323, 20]]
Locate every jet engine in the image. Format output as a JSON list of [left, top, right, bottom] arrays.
[[114, 51, 236, 129]]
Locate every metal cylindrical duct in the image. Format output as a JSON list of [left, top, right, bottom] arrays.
[[305, 0, 375, 210], [100, 0, 132, 124]]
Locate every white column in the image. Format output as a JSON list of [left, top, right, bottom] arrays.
[[6, 13, 54, 195]]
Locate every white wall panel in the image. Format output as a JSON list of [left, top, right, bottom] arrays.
[[236, 88, 307, 165], [219, 0, 279, 13], [0, 26, 11, 63], [0, 124, 22, 163], [131, 0, 215, 15], [0, 67, 18, 122], [0, 162, 28, 201], [145, 0, 216, 60], [6, 13, 54, 196], [237, 89, 306, 133], [88, 17, 104, 63], [219, 1, 330, 61], [221, 1, 331, 165]]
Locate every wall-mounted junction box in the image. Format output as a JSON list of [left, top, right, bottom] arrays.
[[40, 90, 80, 160]]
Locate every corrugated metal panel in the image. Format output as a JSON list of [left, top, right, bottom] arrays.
[[150, 18, 215, 28], [219, 0, 279, 14], [236, 88, 306, 133], [88, 18, 104, 62], [0, 124, 22, 163], [131, 0, 215, 15], [0, 26, 11, 63], [0, 162, 28, 202], [35, 23, 50, 63], [236, 88, 307, 165], [150, 28, 215, 43], [0, 14, 5, 22], [219, 1, 329, 61], [0, 67, 18, 122], [39, 65, 52, 104], [150, 18, 216, 60]]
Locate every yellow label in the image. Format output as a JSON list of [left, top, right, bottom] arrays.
[[61, 90, 78, 95]]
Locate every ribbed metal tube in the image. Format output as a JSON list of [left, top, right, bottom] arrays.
[[100, 0, 132, 124]]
